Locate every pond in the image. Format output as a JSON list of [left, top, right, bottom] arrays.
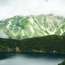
[[0, 53, 64, 65]]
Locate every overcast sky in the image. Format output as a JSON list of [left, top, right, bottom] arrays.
[[0, 0, 65, 20]]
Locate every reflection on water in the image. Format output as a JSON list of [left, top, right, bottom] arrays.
[[0, 53, 64, 65]]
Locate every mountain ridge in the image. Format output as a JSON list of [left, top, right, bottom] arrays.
[[0, 15, 65, 39]]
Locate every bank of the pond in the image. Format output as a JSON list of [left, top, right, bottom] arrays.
[[0, 35, 65, 54]]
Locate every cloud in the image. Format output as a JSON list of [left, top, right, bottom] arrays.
[[0, 0, 65, 20], [0, 0, 9, 6]]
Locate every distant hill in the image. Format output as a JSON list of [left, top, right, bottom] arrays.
[[0, 15, 65, 39], [0, 35, 65, 54]]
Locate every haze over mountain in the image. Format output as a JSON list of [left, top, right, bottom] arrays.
[[0, 0, 65, 20]]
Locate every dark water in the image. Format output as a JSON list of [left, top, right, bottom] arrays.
[[0, 53, 64, 65]]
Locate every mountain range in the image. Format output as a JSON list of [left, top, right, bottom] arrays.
[[0, 15, 65, 39]]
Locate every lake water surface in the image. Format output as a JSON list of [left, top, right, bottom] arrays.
[[0, 53, 64, 65]]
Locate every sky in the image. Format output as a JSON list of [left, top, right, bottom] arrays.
[[0, 0, 65, 20]]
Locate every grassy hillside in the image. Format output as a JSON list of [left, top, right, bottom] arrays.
[[0, 35, 65, 53]]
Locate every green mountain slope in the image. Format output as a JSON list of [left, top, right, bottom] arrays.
[[0, 15, 65, 39]]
